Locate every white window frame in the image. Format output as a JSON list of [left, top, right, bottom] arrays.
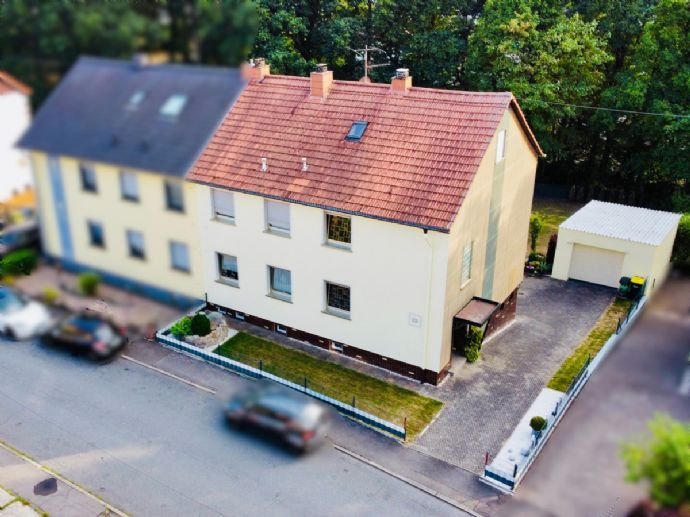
[[212, 188, 235, 223], [169, 241, 190, 273], [325, 212, 352, 249], [461, 241, 473, 287], [217, 252, 239, 286], [496, 129, 506, 163], [324, 281, 351, 319], [265, 199, 290, 235], [119, 170, 139, 202], [268, 265, 292, 301]]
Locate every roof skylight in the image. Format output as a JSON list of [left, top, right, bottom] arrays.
[[345, 121, 368, 141], [160, 94, 187, 117], [126, 90, 146, 109]]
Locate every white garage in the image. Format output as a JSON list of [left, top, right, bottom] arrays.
[[551, 201, 681, 294]]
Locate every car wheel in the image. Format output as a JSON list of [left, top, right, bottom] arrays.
[[3, 327, 16, 341]]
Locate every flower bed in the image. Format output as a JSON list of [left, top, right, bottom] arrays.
[[167, 310, 233, 351]]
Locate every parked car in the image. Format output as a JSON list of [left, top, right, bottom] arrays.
[[225, 381, 331, 452], [43, 312, 127, 360], [0, 287, 54, 340], [0, 221, 40, 258]]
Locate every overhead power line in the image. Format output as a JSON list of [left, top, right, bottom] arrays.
[[543, 101, 690, 119]]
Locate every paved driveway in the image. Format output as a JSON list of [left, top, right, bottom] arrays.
[[480, 277, 690, 517], [415, 277, 614, 473]]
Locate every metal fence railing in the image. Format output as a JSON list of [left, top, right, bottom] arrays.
[[156, 329, 407, 440]]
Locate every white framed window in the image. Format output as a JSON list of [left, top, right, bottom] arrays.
[[496, 129, 506, 163], [461, 241, 473, 286], [265, 199, 290, 235], [126, 230, 145, 260], [119, 171, 139, 201], [217, 253, 239, 285], [325, 213, 351, 248], [87, 220, 105, 248], [165, 181, 184, 212], [212, 189, 235, 222], [170, 241, 190, 272], [79, 163, 97, 192], [160, 94, 187, 117], [325, 281, 351, 318], [268, 266, 291, 301]]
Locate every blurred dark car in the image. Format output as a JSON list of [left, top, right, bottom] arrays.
[[0, 221, 40, 258], [225, 381, 331, 452], [43, 312, 127, 360]]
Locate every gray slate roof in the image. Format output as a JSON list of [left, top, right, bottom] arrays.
[[18, 56, 246, 177], [560, 200, 681, 246]]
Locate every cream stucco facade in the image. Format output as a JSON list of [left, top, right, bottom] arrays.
[[199, 107, 539, 379], [31, 151, 204, 303], [0, 90, 33, 202]]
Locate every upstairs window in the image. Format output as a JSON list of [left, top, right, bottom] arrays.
[[345, 121, 368, 141], [119, 171, 139, 202], [326, 213, 351, 247], [126, 230, 146, 260], [212, 189, 235, 222], [160, 94, 187, 117], [461, 241, 473, 286], [496, 129, 506, 163], [165, 181, 184, 212], [265, 199, 290, 235], [79, 163, 97, 193]]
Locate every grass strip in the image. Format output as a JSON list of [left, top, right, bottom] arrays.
[[215, 332, 443, 440], [548, 297, 631, 392]]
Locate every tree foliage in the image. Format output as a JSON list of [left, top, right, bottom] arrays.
[[621, 414, 690, 509]]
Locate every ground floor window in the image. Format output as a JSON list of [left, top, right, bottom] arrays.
[[126, 230, 145, 259], [325, 281, 350, 318], [268, 266, 291, 300], [170, 241, 190, 272], [217, 253, 239, 284], [87, 220, 104, 248]]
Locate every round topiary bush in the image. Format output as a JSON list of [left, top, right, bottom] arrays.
[[78, 271, 100, 296], [42, 286, 60, 305], [530, 416, 547, 432], [465, 345, 480, 363], [190, 312, 211, 337]]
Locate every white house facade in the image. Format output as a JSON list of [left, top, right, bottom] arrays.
[[0, 72, 32, 202]]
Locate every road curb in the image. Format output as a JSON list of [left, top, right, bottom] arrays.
[[0, 440, 129, 517], [121, 354, 217, 394], [332, 443, 485, 517]]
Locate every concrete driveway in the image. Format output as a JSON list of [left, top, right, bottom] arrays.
[[481, 276, 690, 517], [415, 277, 614, 473]]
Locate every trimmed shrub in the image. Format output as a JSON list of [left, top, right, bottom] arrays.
[[42, 287, 60, 305], [530, 416, 547, 432], [465, 345, 480, 363], [672, 214, 690, 273], [468, 326, 484, 350], [0, 248, 38, 276], [191, 312, 211, 336], [528, 252, 545, 262], [170, 316, 192, 338], [78, 272, 100, 296], [529, 213, 544, 252]]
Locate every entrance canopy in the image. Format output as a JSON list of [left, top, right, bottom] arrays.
[[454, 298, 499, 326]]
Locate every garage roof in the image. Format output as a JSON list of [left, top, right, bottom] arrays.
[[560, 201, 681, 246]]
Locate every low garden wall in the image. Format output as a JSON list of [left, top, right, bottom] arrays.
[[155, 311, 407, 440]]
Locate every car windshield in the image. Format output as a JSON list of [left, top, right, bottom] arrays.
[[59, 316, 104, 338], [95, 324, 115, 342], [0, 289, 26, 314]]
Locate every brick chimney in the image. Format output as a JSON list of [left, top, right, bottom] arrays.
[[391, 68, 412, 93], [242, 58, 270, 81], [310, 63, 333, 98]]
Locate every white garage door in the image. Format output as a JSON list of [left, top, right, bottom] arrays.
[[569, 244, 624, 288]]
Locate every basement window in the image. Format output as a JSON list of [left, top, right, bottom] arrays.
[[345, 121, 368, 141]]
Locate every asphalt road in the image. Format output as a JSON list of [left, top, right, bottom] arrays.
[[0, 338, 460, 516]]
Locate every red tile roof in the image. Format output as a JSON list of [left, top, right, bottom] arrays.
[[188, 75, 543, 232], [0, 71, 31, 96]]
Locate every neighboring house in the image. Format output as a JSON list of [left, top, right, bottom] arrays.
[[0, 71, 33, 205], [552, 201, 680, 293], [18, 56, 245, 306], [188, 62, 544, 384]]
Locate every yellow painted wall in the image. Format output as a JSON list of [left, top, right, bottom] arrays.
[[30, 151, 204, 299]]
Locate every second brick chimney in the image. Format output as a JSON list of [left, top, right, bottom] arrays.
[[242, 58, 270, 81], [310, 63, 333, 98], [391, 68, 412, 94]]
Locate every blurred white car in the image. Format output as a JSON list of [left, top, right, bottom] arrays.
[[0, 287, 54, 340]]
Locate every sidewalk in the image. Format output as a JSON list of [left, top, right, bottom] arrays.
[[13, 265, 183, 334], [124, 338, 500, 514], [0, 442, 123, 517]]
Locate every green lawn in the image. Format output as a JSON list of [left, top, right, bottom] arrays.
[[531, 198, 584, 255], [215, 332, 443, 441], [548, 298, 631, 392]]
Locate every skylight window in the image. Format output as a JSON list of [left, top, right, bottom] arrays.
[[126, 90, 146, 109], [346, 121, 368, 141], [160, 94, 187, 117]]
